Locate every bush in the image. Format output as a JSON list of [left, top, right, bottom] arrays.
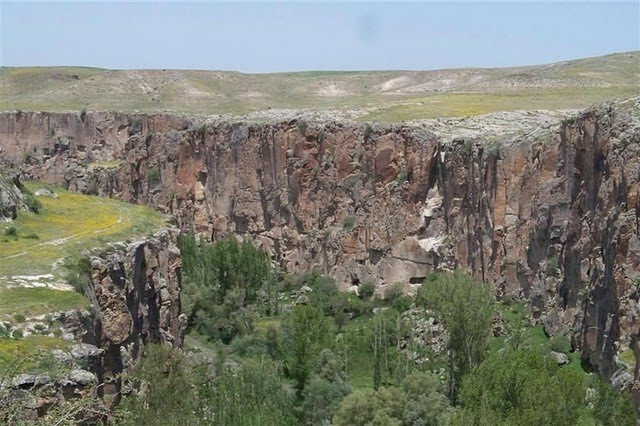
[[128, 117, 142, 134], [592, 378, 636, 426], [4, 225, 17, 237], [396, 168, 409, 184], [297, 120, 308, 135], [23, 233, 39, 240], [230, 334, 268, 358], [23, 189, 42, 214], [117, 344, 197, 425], [358, 282, 375, 300], [546, 254, 559, 275], [304, 272, 341, 315], [383, 283, 411, 313], [343, 216, 356, 231], [195, 124, 206, 139], [146, 167, 160, 185], [549, 335, 571, 354], [363, 124, 373, 142], [63, 256, 92, 294], [302, 376, 351, 425]]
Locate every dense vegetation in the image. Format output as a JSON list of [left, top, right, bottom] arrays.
[[129, 235, 633, 425], [1, 235, 636, 424]]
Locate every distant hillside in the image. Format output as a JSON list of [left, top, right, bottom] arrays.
[[1, 51, 638, 121]]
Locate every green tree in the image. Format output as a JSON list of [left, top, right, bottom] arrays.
[[197, 359, 299, 426], [333, 387, 406, 426], [417, 271, 494, 401], [117, 344, 197, 425], [300, 349, 351, 424], [333, 373, 452, 426], [282, 304, 331, 393], [592, 378, 636, 426], [401, 372, 454, 426], [458, 350, 585, 426], [301, 376, 351, 425], [181, 233, 271, 342]]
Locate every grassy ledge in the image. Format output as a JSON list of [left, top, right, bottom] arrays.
[[0, 182, 167, 318]]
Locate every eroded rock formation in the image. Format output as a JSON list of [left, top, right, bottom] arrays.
[[1, 101, 638, 411], [86, 227, 184, 407]]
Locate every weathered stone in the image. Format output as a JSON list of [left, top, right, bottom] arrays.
[[12, 374, 51, 388], [549, 351, 570, 365]]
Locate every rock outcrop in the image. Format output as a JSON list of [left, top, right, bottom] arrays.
[[84, 227, 183, 407], [0, 228, 183, 420], [1, 101, 638, 412], [0, 175, 34, 220]]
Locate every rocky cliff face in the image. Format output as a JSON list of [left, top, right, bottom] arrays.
[[1, 102, 638, 410], [86, 227, 184, 407], [0, 228, 183, 419]]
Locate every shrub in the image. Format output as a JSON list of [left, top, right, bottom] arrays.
[[4, 225, 17, 237], [63, 256, 92, 294], [358, 282, 375, 300], [297, 120, 308, 135], [195, 124, 206, 139], [343, 216, 356, 231], [383, 283, 411, 313], [396, 168, 409, 184], [13, 314, 26, 323], [363, 124, 373, 142], [128, 117, 143, 134], [302, 376, 351, 425], [146, 167, 160, 185], [266, 325, 282, 360], [549, 335, 571, 354], [592, 378, 636, 426], [23, 233, 39, 240], [230, 334, 268, 358], [546, 255, 559, 275], [23, 190, 41, 214]]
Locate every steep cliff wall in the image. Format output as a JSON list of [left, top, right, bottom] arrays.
[[0, 227, 183, 419], [1, 104, 638, 409], [86, 227, 184, 406]]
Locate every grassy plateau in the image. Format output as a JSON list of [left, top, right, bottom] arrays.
[[1, 51, 638, 121]]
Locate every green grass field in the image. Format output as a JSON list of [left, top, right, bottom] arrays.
[[0, 287, 89, 317]]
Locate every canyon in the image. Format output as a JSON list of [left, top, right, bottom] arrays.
[[1, 97, 639, 412]]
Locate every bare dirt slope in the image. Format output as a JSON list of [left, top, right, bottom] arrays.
[[1, 51, 638, 121]]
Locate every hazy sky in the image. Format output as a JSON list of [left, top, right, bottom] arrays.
[[1, 2, 639, 72]]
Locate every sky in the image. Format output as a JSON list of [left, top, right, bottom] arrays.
[[1, 2, 639, 72]]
